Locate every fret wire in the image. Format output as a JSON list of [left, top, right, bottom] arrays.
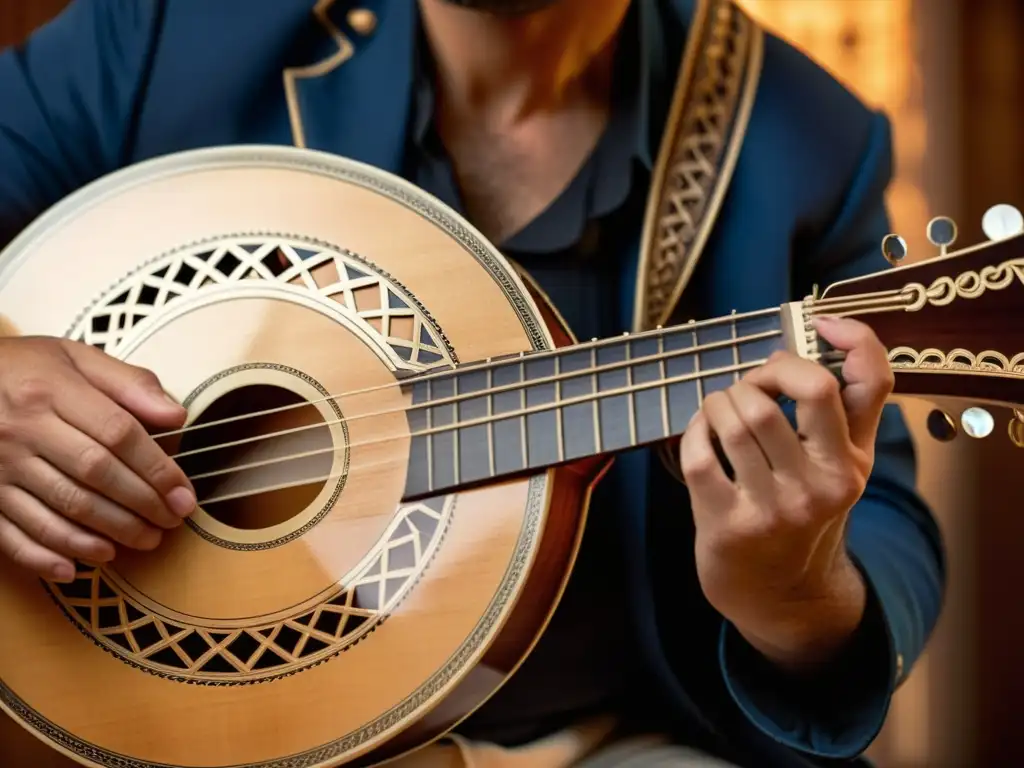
[[591, 344, 602, 453], [555, 354, 565, 462], [730, 310, 740, 384], [198, 355, 776, 501], [625, 337, 637, 445], [519, 353, 528, 468], [657, 332, 669, 436], [400, 329, 781, 419], [452, 375, 460, 485], [426, 379, 434, 493], [370, 307, 785, 399], [486, 362, 496, 477], [691, 321, 704, 406]]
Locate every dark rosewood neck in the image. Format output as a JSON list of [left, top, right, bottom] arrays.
[[402, 308, 792, 500]]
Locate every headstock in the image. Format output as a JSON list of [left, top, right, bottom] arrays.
[[815, 204, 1024, 446]]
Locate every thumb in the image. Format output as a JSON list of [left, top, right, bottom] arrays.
[[63, 341, 187, 429], [812, 315, 893, 452]]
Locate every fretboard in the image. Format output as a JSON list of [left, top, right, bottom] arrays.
[[402, 309, 786, 499]]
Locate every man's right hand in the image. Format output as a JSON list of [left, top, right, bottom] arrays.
[[0, 337, 196, 583]]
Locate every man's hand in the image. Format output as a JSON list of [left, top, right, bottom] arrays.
[[679, 315, 894, 673], [0, 337, 196, 583]]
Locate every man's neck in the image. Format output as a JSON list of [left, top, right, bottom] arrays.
[[417, 0, 631, 127]]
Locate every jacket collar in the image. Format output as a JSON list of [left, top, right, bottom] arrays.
[[283, 0, 417, 174]]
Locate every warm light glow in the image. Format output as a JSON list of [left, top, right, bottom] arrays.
[[738, 0, 929, 259]]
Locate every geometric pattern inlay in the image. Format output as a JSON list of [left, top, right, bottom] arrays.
[[889, 346, 1024, 374], [43, 495, 454, 685], [66, 234, 457, 369]]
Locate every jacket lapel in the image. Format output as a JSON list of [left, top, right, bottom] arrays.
[[283, 0, 417, 175]]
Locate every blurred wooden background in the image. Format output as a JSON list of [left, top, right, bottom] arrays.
[[2, 2, 1024, 766]]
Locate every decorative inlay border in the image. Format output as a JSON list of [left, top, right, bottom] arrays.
[[0, 477, 547, 768], [889, 345, 1024, 373], [42, 496, 454, 686], [902, 256, 1024, 312], [65, 234, 457, 370]]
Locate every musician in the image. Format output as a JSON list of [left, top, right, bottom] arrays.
[[0, 1, 945, 767]]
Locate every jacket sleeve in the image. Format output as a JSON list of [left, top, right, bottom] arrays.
[[0, 0, 158, 247], [717, 111, 947, 758]]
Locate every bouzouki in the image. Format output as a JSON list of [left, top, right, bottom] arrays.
[[0, 147, 1022, 768]]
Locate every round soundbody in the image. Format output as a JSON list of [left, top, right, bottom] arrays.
[[0, 146, 595, 768]]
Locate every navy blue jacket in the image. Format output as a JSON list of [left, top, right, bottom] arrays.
[[0, 1, 945, 765]]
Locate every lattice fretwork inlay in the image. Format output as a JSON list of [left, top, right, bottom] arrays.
[[44, 496, 454, 685], [66, 235, 457, 369]]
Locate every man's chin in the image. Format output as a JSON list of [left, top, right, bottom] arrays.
[[437, 0, 563, 16]]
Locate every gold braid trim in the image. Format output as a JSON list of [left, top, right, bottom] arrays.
[[633, 0, 764, 333], [889, 346, 1024, 374], [638, 0, 764, 481]]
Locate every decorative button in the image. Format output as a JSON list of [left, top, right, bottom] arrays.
[[895, 652, 905, 681], [348, 8, 377, 36]]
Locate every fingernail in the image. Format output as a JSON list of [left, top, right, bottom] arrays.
[[139, 528, 163, 550], [167, 486, 196, 518], [813, 314, 838, 325], [53, 563, 76, 583], [82, 539, 115, 563]]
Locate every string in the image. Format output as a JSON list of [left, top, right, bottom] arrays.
[[169, 327, 784, 461], [193, 354, 777, 505], [154, 290, 913, 444], [173, 290, 916, 503], [152, 306, 785, 441]]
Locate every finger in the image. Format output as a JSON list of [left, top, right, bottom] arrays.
[[15, 457, 164, 551], [680, 411, 738, 515], [0, 510, 76, 582], [29, 412, 188, 529], [812, 315, 894, 451], [63, 341, 187, 429], [741, 353, 850, 460], [701, 391, 775, 499], [0, 484, 115, 564], [726, 381, 806, 479], [51, 374, 196, 517]]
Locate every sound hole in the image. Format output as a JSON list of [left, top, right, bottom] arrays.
[[176, 385, 337, 531]]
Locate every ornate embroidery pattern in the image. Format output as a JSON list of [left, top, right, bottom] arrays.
[[637, 0, 763, 330]]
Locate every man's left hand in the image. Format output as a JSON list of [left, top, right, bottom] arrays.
[[679, 315, 894, 673]]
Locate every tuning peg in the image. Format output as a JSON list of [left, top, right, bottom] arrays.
[[881, 234, 908, 266], [926, 216, 958, 256], [1011, 409, 1024, 449], [926, 409, 957, 442], [981, 204, 1024, 241]]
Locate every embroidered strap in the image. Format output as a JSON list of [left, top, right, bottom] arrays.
[[632, 0, 764, 333]]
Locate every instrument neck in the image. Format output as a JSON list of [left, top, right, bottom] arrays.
[[401, 307, 792, 499]]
